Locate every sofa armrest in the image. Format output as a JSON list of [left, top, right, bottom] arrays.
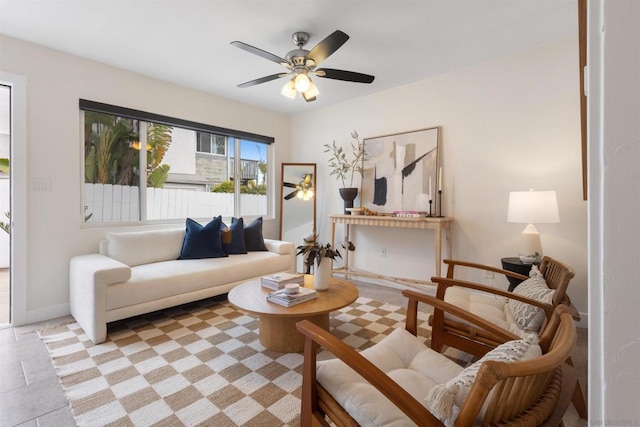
[[69, 254, 131, 344], [264, 239, 296, 273], [264, 239, 294, 255]]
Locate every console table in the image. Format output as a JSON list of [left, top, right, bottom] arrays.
[[330, 214, 453, 285]]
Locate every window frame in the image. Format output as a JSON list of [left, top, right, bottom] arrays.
[[80, 99, 274, 226], [196, 132, 227, 156]]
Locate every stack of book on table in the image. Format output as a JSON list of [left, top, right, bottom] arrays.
[[267, 287, 317, 307], [261, 272, 305, 290], [393, 210, 429, 218]]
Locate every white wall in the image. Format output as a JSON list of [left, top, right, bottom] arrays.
[[291, 39, 588, 320], [589, 0, 640, 419], [161, 127, 197, 175], [0, 35, 291, 323]]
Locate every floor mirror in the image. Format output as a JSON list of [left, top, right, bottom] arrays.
[[279, 163, 316, 273]]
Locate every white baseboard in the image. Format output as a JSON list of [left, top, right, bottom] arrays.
[[23, 303, 70, 326], [576, 312, 588, 329]]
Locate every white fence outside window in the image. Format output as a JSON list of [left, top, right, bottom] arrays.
[[84, 184, 266, 222]]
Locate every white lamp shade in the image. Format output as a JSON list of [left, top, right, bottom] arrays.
[[507, 190, 560, 224]]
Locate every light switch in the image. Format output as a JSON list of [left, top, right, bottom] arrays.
[[32, 179, 51, 192]]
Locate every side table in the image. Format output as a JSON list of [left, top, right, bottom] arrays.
[[501, 257, 537, 291]]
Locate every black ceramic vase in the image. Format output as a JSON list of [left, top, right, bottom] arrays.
[[339, 187, 358, 214]]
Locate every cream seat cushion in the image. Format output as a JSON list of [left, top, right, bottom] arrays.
[[106, 251, 290, 310], [317, 328, 542, 426], [316, 328, 464, 426], [444, 286, 527, 337]]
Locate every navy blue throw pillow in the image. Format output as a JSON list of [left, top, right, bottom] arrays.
[[221, 217, 247, 255], [237, 216, 268, 251], [178, 216, 227, 260]]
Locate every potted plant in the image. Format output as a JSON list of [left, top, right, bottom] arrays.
[[296, 234, 355, 290], [324, 131, 365, 214]]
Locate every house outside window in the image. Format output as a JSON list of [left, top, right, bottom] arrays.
[[81, 100, 273, 224], [197, 132, 226, 156]]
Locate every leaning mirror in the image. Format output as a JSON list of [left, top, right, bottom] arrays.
[[280, 163, 316, 273]]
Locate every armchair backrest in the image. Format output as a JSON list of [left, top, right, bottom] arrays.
[[538, 256, 575, 307], [455, 305, 577, 426]]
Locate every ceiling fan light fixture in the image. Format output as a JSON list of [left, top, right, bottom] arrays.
[[304, 81, 319, 99], [294, 73, 311, 92], [281, 79, 296, 99]]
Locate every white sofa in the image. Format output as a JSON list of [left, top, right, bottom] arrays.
[[70, 228, 295, 344]]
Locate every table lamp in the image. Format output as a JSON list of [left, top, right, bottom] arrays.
[[507, 190, 560, 263]]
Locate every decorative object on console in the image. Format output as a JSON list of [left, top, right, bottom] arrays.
[[507, 190, 560, 264], [324, 131, 365, 214], [437, 167, 444, 217], [231, 31, 375, 103], [361, 127, 440, 215]]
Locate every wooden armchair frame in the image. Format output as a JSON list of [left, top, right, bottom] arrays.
[[429, 256, 587, 419], [296, 290, 578, 426]]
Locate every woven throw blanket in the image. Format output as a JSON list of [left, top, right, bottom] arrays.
[[41, 296, 431, 427]]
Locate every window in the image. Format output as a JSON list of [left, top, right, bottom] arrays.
[[81, 100, 273, 224], [197, 132, 226, 156]]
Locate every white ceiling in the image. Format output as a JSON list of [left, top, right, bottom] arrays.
[[0, 0, 577, 116]]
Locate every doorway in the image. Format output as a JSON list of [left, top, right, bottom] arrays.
[[0, 84, 10, 325]]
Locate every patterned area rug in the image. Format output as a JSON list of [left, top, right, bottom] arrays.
[[41, 296, 431, 427]]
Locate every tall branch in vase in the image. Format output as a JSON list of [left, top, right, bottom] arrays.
[[324, 131, 365, 214]]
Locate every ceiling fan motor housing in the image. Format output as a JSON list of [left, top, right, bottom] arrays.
[[292, 31, 310, 47], [286, 49, 311, 67]]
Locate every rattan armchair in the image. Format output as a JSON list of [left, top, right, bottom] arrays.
[[296, 291, 578, 426], [429, 256, 586, 419]]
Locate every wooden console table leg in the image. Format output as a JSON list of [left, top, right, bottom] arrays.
[[446, 223, 452, 260], [434, 223, 442, 277], [344, 223, 350, 273]]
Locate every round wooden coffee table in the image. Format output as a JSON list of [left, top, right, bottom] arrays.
[[228, 275, 358, 353]]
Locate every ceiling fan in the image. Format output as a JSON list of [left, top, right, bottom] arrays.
[[231, 30, 375, 102], [284, 174, 314, 200]]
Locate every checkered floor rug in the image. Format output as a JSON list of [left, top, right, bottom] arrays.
[[41, 296, 431, 427]]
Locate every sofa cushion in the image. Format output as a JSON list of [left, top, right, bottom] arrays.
[[316, 328, 464, 426], [240, 216, 268, 251], [178, 216, 227, 260], [106, 251, 292, 310], [106, 228, 184, 267], [222, 217, 247, 255]]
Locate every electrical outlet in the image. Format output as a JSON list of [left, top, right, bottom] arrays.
[[484, 270, 494, 279], [381, 248, 387, 257]]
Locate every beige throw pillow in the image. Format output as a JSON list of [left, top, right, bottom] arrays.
[[509, 266, 555, 331], [425, 334, 539, 421]]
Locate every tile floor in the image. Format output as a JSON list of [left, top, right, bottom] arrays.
[[0, 281, 587, 426]]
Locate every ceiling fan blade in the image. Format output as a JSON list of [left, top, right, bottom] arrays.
[[237, 73, 289, 88], [231, 41, 289, 66], [284, 190, 298, 200], [283, 182, 297, 188], [303, 174, 312, 185], [316, 68, 375, 84], [307, 30, 349, 66]]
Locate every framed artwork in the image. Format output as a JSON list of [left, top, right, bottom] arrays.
[[360, 127, 440, 214]]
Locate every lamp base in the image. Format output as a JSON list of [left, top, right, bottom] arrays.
[[518, 253, 541, 264], [518, 224, 543, 264]]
